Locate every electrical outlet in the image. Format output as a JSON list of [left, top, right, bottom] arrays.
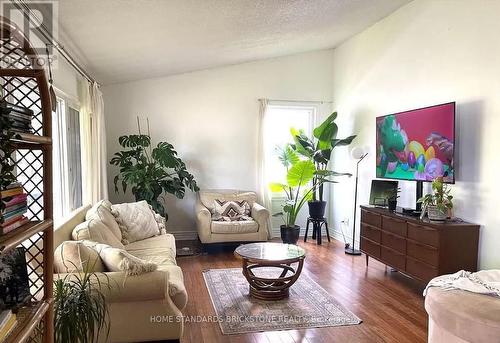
[[341, 218, 349, 225]]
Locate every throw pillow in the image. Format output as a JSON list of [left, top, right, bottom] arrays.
[[86, 199, 122, 242], [212, 199, 252, 222], [54, 240, 105, 273], [72, 218, 125, 249], [88, 242, 157, 276], [110, 200, 161, 244]]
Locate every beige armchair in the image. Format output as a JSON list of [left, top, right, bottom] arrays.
[[196, 189, 271, 243]]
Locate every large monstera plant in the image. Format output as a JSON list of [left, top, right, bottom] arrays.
[[291, 111, 356, 203], [110, 132, 199, 220]]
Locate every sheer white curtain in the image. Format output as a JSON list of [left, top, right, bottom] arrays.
[[256, 99, 273, 238], [80, 80, 108, 205]]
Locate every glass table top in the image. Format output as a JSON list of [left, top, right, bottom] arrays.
[[234, 242, 305, 262]]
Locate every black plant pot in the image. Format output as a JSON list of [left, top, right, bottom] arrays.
[[388, 199, 397, 212], [280, 225, 300, 245], [308, 201, 327, 219]]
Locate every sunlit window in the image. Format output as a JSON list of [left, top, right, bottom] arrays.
[[264, 104, 315, 187]]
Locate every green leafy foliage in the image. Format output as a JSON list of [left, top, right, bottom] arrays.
[[417, 177, 453, 215], [0, 115, 18, 225], [269, 145, 317, 228], [291, 112, 356, 201], [110, 133, 199, 220], [54, 261, 110, 343]]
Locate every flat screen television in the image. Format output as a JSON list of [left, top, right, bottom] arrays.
[[376, 102, 455, 184]]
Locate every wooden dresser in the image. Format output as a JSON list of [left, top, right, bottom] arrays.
[[360, 206, 480, 284]]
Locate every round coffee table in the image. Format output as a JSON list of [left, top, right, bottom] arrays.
[[234, 242, 306, 300]]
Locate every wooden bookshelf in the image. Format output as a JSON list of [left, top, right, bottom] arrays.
[[4, 300, 51, 343], [1, 18, 54, 343]]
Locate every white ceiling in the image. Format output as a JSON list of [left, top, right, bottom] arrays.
[[57, 0, 410, 85]]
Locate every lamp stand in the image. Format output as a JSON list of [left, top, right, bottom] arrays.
[[345, 153, 367, 256]]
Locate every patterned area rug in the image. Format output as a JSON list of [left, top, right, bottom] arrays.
[[203, 268, 362, 334]]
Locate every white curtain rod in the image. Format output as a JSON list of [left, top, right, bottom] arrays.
[[12, 0, 99, 85], [258, 98, 333, 104]]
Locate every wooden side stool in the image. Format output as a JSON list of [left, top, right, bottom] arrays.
[[304, 217, 330, 245]]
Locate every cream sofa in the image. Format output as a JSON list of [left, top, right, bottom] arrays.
[[54, 204, 186, 342], [195, 189, 271, 244]]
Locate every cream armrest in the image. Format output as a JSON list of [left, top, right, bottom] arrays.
[[195, 199, 212, 242], [55, 271, 168, 303], [251, 202, 271, 239]]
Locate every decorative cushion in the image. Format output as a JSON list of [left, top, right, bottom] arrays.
[[88, 242, 157, 276], [212, 199, 252, 222], [111, 200, 161, 245], [54, 240, 105, 273], [211, 220, 259, 234], [199, 190, 257, 211], [86, 200, 122, 241], [72, 218, 125, 249]]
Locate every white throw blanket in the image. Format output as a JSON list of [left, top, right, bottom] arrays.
[[424, 269, 500, 297]]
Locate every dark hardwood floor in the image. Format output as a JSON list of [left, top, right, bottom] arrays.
[[176, 239, 428, 343]]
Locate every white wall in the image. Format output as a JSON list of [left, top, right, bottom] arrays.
[[331, 0, 500, 269], [102, 50, 334, 236]]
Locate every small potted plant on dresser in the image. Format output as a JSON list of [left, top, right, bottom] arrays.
[[384, 188, 401, 212], [417, 177, 453, 221]]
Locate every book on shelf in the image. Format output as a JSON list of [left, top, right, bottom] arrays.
[[1, 194, 27, 208], [0, 100, 34, 117], [0, 216, 29, 235], [0, 310, 17, 342], [0, 100, 34, 135], [2, 207, 27, 221], [0, 214, 28, 229], [0, 247, 31, 309], [4, 183, 21, 191], [1, 203, 27, 215], [0, 188, 24, 199]]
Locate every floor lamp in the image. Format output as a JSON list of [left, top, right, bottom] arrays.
[[345, 148, 368, 255]]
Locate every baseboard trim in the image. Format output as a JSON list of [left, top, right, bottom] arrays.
[[168, 228, 356, 243]]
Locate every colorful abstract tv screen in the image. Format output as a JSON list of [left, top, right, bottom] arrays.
[[376, 102, 455, 183]]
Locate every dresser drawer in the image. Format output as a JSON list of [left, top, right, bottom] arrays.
[[360, 237, 380, 258], [361, 209, 381, 227], [407, 239, 439, 266], [381, 215, 407, 236], [361, 223, 381, 243], [381, 246, 406, 271], [381, 231, 406, 254], [406, 256, 439, 282], [407, 223, 439, 247]]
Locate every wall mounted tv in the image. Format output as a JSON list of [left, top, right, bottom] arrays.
[[376, 102, 455, 184]]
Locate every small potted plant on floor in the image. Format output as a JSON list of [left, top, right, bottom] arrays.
[[54, 263, 110, 343], [384, 188, 401, 212], [290, 112, 356, 219], [417, 177, 453, 221], [270, 145, 321, 244]]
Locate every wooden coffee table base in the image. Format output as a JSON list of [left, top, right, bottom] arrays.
[[241, 258, 304, 301]]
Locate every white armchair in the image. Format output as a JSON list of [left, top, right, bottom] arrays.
[[196, 189, 271, 244]]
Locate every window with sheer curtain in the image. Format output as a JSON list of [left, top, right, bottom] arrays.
[[263, 103, 316, 188], [52, 96, 83, 223]]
